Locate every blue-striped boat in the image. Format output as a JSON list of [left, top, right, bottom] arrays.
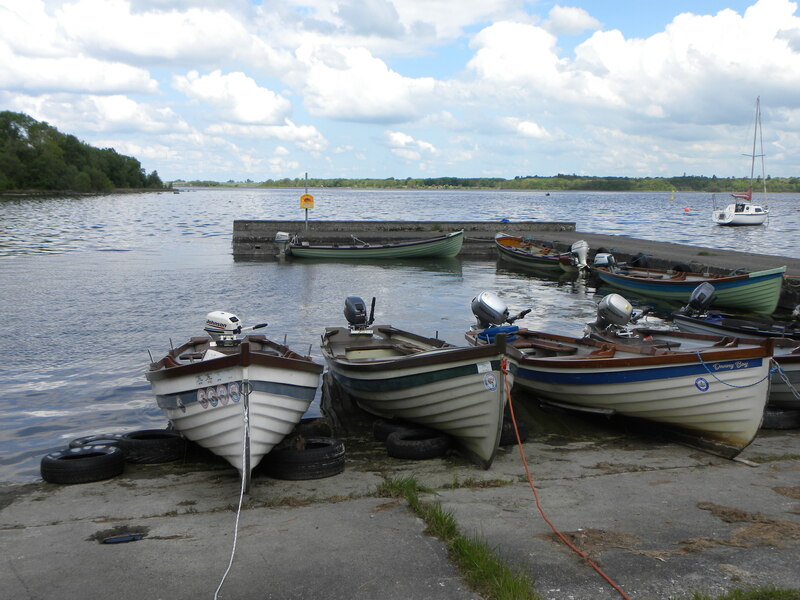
[[466, 327, 772, 457], [594, 264, 786, 315], [321, 323, 511, 469]]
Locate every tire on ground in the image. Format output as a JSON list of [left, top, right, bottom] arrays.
[[385, 428, 451, 460], [118, 429, 186, 464], [499, 418, 529, 446], [40, 445, 125, 484], [261, 437, 346, 480], [372, 418, 432, 442], [761, 408, 800, 430]]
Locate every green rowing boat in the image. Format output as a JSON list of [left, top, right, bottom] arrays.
[[288, 230, 464, 259]]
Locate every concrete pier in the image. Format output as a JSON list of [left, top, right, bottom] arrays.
[[232, 219, 800, 308]]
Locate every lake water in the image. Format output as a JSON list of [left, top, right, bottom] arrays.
[[2, 187, 798, 482]]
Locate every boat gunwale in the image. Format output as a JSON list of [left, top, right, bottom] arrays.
[[289, 229, 464, 253]]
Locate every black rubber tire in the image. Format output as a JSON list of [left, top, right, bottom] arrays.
[[40, 445, 125, 484], [118, 429, 185, 464], [385, 429, 451, 460], [261, 437, 346, 480], [293, 417, 334, 438], [761, 408, 800, 430], [499, 418, 529, 446], [630, 253, 649, 268], [672, 263, 691, 273], [69, 433, 124, 449], [372, 418, 432, 442]]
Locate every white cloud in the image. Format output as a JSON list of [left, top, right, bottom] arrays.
[[205, 121, 328, 152], [297, 45, 437, 122], [173, 70, 291, 125], [543, 5, 602, 35], [504, 118, 551, 140], [385, 130, 437, 161]]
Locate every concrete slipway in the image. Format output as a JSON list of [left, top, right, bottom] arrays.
[[2, 414, 799, 600]]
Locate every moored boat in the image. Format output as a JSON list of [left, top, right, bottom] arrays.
[[321, 296, 512, 469], [494, 232, 589, 273], [712, 97, 770, 226], [593, 263, 785, 315], [286, 230, 464, 259], [146, 311, 323, 487], [466, 292, 773, 457]]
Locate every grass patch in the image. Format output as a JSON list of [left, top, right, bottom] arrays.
[[748, 454, 800, 464], [697, 251, 717, 256], [684, 586, 800, 599], [376, 476, 540, 600]]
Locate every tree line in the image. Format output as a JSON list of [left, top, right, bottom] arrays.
[[0, 111, 163, 192], [174, 174, 800, 192]]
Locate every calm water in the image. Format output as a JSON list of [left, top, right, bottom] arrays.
[[2, 188, 798, 482]]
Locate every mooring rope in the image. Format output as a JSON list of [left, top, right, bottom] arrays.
[[500, 359, 633, 600], [214, 379, 251, 599], [695, 351, 776, 388], [772, 359, 800, 400]]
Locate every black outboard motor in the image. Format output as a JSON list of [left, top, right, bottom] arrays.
[[344, 296, 375, 329], [679, 283, 715, 316]]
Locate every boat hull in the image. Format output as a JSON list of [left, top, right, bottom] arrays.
[[494, 233, 564, 271], [672, 314, 800, 409], [146, 341, 322, 474], [595, 265, 786, 315], [712, 204, 768, 226], [322, 326, 511, 469], [512, 353, 769, 456], [289, 230, 464, 259]]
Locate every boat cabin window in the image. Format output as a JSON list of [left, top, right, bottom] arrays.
[[754, 207, 763, 213], [735, 204, 745, 212]]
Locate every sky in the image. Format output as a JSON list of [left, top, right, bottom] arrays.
[[2, 0, 800, 181]]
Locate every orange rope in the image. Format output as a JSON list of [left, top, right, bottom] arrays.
[[500, 358, 633, 600]]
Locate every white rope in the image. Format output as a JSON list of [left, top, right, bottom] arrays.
[[695, 351, 775, 388], [213, 379, 251, 599]]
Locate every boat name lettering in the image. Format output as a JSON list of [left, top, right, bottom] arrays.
[[711, 360, 750, 372]]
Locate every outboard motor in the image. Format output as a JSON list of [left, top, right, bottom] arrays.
[[679, 283, 716, 316], [593, 252, 616, 269], [591, 294, 633, 334], [570, 240, 590, 271], [274, 231, 291, 256], [204, 311, 267, 346], [344, 296, 375, 330], [470, 291, 531, 330]]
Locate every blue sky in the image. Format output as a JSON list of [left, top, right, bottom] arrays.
[[2, 0, 799, 181]]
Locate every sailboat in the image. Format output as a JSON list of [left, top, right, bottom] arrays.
[[712, 97, 769, 226]]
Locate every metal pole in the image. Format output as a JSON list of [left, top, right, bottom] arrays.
[[304, 172, 309, 233]]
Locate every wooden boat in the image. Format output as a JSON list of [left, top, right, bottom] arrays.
[[467, 292, 772, 457], [494, 232, 588, 273], [287, 230, 463, 259], [668, 284, 800, 409], [593, 264, 786, 315], [712, 97, 769, 226], [321, 297, 512, 469], [146, 312, 323, 488]]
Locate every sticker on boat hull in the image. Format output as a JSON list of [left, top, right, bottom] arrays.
[[483, 372, 498, 392], [695, 377, 710, 392]]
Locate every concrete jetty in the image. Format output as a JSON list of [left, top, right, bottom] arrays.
[[2, 421, 798, 599], [232, 220, 800, 308]]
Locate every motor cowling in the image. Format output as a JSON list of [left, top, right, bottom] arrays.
[[593, 294, 633, 332], [681, 282, 715, 316], [594, 252, 616, 268], [344, 296, 369, 328], [471, 291, 509, 329], [205, 311, 242, 344], [570, 240, 589, 270]]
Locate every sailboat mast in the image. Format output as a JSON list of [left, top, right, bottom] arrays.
[[756, 98, 767, 200]]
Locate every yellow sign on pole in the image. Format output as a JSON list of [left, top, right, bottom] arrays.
[[300, 194, 314, 209]]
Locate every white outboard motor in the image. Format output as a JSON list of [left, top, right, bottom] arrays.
[[274, 231, 291, 256], [679, 283, 716, 316], [204, 311, 268, 346], [593, 252, 616, 269], [344, 296, 375, 331], [570, 240, 589, 270], [591, 294, 633, 334]]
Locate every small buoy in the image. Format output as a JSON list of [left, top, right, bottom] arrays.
[[684, 207, 690, 212]]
